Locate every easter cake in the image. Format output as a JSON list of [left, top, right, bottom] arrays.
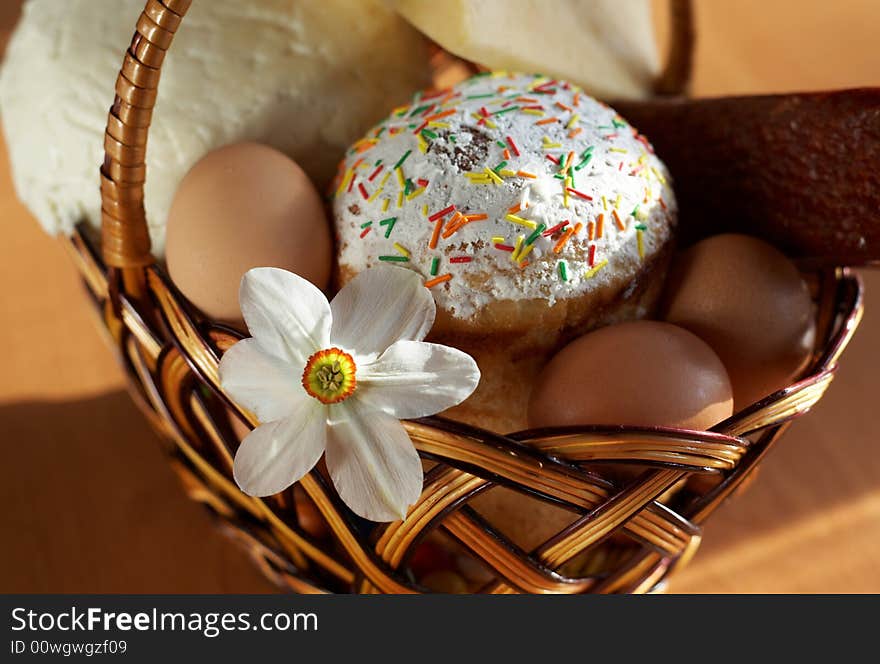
[[332, 72, 677, 430]]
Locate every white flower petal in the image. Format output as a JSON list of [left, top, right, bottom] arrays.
[[325, 399, 423, 522], [358, 340, 481, 419], [219, 338, 306, 423], [233, 401, 326, 497], [329, 265, 435, 361], [240, 267, 331, 366]]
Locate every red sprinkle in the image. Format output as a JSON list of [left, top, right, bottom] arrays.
[[588, 244, 596, 267], [358, 183, 369, 200], [449, 256, 473, 263], [347, 175, 356, 193], [429, 204, 456, 222], [506, 136, 521, 157], [566, 188, 593, 201], [545, 154, 560, 165], [368, 165, 384, 182], [417, 178, 429, 187], [543, 221, 568, 236], [413, 121, 428, 135], [494, 244, 515, 252], [360, 226, 372, 239]]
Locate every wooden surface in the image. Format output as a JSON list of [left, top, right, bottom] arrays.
[[1, 1, 878, 593]]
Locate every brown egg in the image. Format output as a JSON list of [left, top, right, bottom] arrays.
[[528, 321, 734, 430], [166, 142, 332, 325], [660, 234, 815, 408]]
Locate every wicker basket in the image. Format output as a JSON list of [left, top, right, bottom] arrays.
[[67, 0, 864, 593]]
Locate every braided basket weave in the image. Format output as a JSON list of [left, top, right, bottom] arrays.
[[67, 0, 864, 593]]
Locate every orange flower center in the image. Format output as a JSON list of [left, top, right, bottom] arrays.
[[301, 348, 357, 404]]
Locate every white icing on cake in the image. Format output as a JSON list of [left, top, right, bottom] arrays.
[[332, 72, 677, 319]]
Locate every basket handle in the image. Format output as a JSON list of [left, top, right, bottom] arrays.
[[99, 0, 692, 292], [100, 0, 191, 280]]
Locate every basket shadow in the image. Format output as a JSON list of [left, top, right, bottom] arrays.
[[0, 390, 275, 593]]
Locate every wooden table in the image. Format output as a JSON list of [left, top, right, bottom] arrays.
[[1, 1, 878, 593]]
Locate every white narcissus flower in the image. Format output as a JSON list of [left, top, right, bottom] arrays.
[[219, 265, 481, 522]]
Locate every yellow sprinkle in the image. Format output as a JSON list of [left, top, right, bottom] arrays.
[[422, 204, 429, 217], [637, 230, 645, 259], [407, 186, 426, 201], [391, 104, 410, 116], [336, 169, 354, 196], [367, 187, 383, 202], [395, 167, 406, 188], [393, 242, 410, 257], [566, 113, 580, 129], [601, 195, 608, 211], [491, 235, 504, 244], [397, 191, 404, 208], [505, 214, 538, 230], [609, 147, 627, 154], [428, 121, 450, 128], [543, 142, 562, 150], [638, 154, 648, 165], [465, 171, 489, 180], [585, 259, 609, 279], [511, 234, 525, 261], [498, 169, 517, 177], [379, 171, 392, 188], [615, 193, 622, 209], [518, 241, 536, 263], [651, 166, 668, 185], [563, 185, 570, 208], [382, 198, 390, 212], [484, 167, 504, 185], [521, 108, 544, 116], [492, 70, 508, 78]]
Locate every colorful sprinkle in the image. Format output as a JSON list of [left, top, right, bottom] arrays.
[[505, 214, 538, 230], [424, 274, 451, 288], [430, 256, 439, 276], [506, 136, 521, 156], [378, 255, 408, 262], [429, 205, 456, 221], [584, 260, 608, 279], [449, 256, 473, 264], [558, 260, 568, 282], [379, 217, 397, 238]]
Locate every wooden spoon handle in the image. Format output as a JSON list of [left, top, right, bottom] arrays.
[[616, 89, 880, 266]]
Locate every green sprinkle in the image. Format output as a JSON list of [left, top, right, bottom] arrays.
[[574, 152, 594, 171], [404, 179, 415, 196], [631, 204, 641, 218], [553, 174, 565, 180], [379, 255, 409, 262], [492, 105, 520, 115], [379, 217, 398, 238], [449, 135, 457, 143], [376, 128, 386, 138], [471, 71, 492, 78], [612, 118, 627, 129], [525, 223, 546, 245], [558, 261, 568, 282], [597, 124, 612, 130], [430, 256, 439, 276], [393, 150, 412, 170], [635, 223, 648, 231], [409, 104, 432, 117], [374, 159, 383, 166], [360, 221, 373, 229], [494, 160, 508, 173], [496, 140, 507, 149], [421, 129, 438, 140], [466, 92, 495, 99]]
